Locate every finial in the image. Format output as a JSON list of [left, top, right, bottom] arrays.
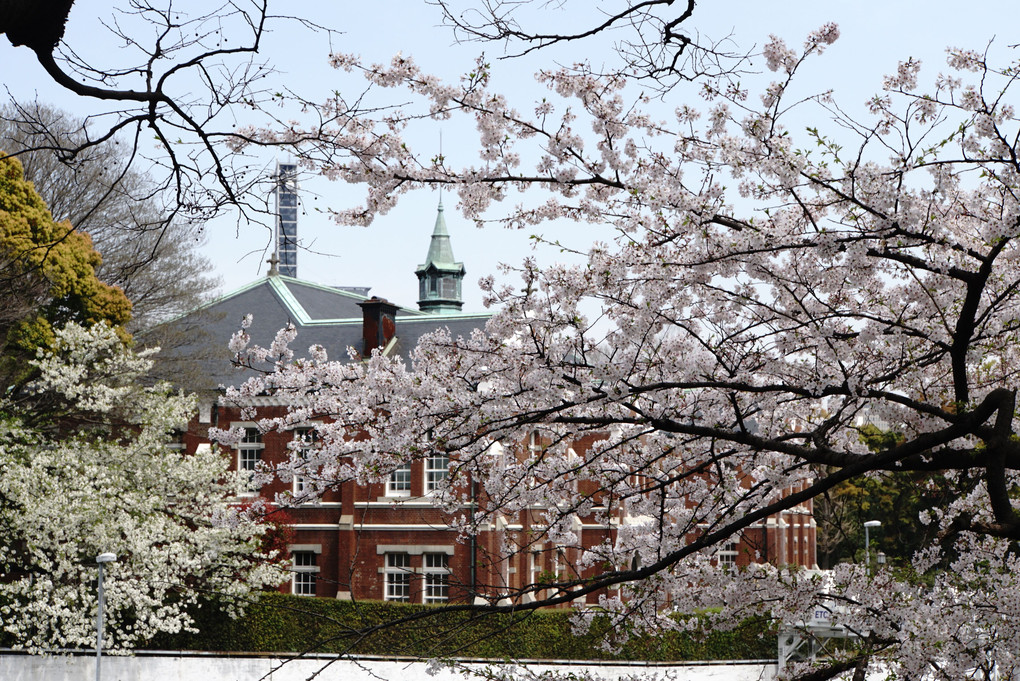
[[267, 252, 280, 276]]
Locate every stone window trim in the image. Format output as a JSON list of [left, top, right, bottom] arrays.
[[375, 545, 454, 556], [292, 552, 320, 572], [375, 546, 456, 576], [375, 550, 453, 604]]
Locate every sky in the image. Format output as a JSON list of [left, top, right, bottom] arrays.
[[0, 0, 1016, 314]]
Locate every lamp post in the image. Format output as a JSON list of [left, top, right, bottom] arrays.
[[863, 520, 881, 567], [95, 553, 116, 681]]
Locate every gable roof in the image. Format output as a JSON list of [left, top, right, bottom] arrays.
[[151, 273, 490, 393]]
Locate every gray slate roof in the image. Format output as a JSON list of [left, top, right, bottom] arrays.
[[154, 274, 490, 393]]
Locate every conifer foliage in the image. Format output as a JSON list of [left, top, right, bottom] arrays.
[[0, 153, 131, 390]]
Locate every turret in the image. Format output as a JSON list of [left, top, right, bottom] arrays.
[[415, 201, 465, 314]]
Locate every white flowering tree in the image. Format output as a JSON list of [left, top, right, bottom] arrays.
[[223, 23, 1020, 681], [0, 323, 283, 652]]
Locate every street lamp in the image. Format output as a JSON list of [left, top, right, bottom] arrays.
[[863, 520, 881, 567], [95, 553, 117, 681]]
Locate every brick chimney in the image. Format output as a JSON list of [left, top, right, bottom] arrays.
[[358, 297, 399, 357]]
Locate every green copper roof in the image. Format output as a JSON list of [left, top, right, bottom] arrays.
[[416, 201, 465, 275]]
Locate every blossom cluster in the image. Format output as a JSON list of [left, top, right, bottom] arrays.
[[0, 323, 286, 652], [224, 27, 1020, 680]]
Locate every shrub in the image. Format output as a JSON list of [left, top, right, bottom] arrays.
[[146, 594, 775, 661]]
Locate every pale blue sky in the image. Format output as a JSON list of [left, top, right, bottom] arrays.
[[1, 1, 1015, 313]]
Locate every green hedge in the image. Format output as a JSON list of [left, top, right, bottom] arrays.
[[146, 594, 776, 661]]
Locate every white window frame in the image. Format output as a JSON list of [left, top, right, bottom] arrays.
[[236, 425, 264, 494], [528, 430, 542, 454], [424, 453, 449, 493], [528, 549, 543, 600], [291, 427, 317, 496], [384, 553, 412, 602], [717, 540, 739, 568], [423, 552, 450, 603], [291, 550, 318, 596], [387, 462, 412, 497]]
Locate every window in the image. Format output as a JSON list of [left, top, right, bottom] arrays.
[[384, 553, 411, 602], [423, 553, 450, 603], [292, 428, 317, 496], [237, 427, 263, 492], [529, 550, 543, 600], [292, 551, 318, 596], [425, 453, 449, 493], [528, 431, 542, 453], [717, 540, 739, 568], [167, 428, 186, 451], [440, 276, 458, 299], [387, 462, 412, 496]]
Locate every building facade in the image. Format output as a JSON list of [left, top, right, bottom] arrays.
[[169, 201, 817, 604]]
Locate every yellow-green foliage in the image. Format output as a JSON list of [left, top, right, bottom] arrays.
[[0, 153, 131, 354]]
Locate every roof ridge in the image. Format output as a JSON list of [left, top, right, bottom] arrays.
[[267, 276, 312, 324]]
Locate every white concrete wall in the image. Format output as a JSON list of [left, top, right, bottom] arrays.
[[0, 652, 777, 681]]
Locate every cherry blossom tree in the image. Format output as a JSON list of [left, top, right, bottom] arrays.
[[1, 0, 726, 231], [223, 21, 1020, 679], [0, 322, 285, 652], [431, 0, 743, 86]]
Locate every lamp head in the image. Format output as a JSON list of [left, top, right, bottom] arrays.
[[96, 553, 117, 563], [863, 520, 882, 528]]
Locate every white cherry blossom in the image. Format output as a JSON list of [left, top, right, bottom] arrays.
[[1, 323, 285, 652], [226, 30, 1020, 680]]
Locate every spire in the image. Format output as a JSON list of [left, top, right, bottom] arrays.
[[423, 201, 457, 268], [416, 201, 465, 314]]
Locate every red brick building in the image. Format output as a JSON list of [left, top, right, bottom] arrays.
[[168, 200, 817, 604]]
